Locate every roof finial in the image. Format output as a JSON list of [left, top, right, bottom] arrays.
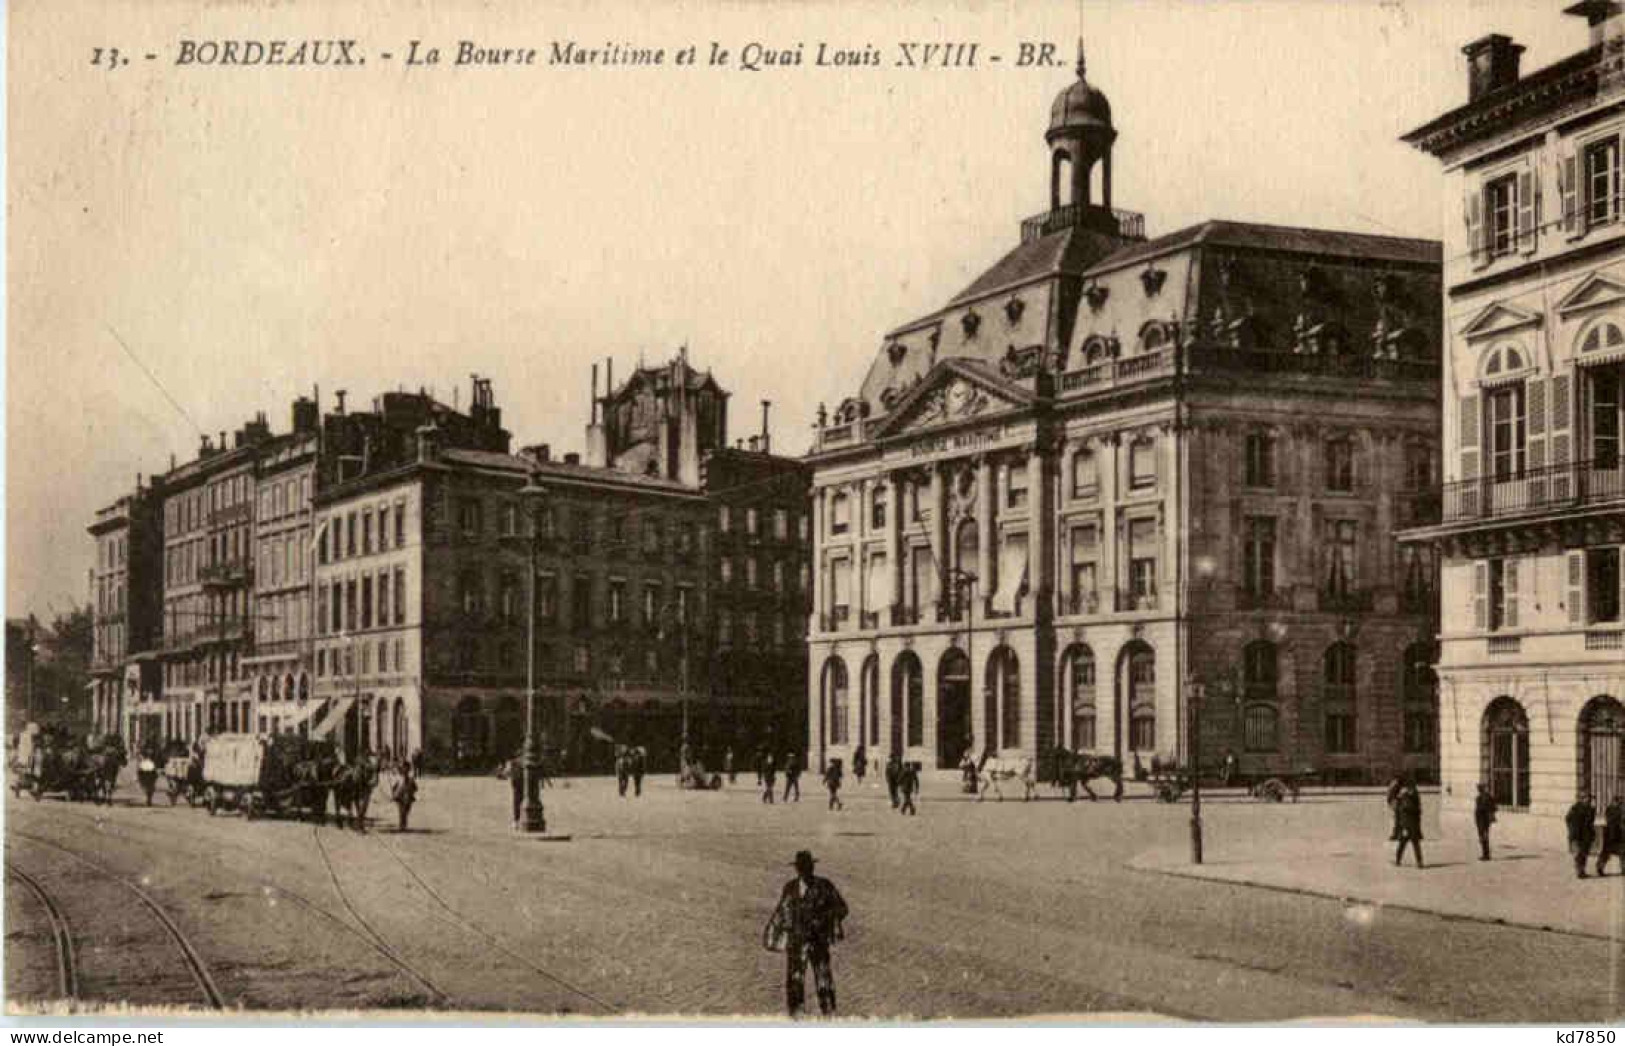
[[1076, 38, 1086, 80]]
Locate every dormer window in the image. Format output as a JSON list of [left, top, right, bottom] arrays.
[[962, 311, 982, 338]]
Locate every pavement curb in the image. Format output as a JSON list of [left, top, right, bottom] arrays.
[[1129, 857, 1618, 943]]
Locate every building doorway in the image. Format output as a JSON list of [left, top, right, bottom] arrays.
[[937, 648, 971, 768]]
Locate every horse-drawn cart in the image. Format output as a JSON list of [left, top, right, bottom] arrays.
[[1145, 757, 1191, 803], [1248, 767, 1317, 803], [200, 733, 317, 818], [163, 754, 205, 806], [8, 724, 118, 803]]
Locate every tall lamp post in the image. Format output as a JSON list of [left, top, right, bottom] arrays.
[[1186, 679, 1204, 865], [947, 567, 976, 763], [517, 471, 549, 833]]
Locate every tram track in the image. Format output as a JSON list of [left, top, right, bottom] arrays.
[[6, 860, 79, 1001], [10, 830, 224, 1009]]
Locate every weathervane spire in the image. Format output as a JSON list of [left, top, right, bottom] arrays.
[[1076, 37, 1086, 80]]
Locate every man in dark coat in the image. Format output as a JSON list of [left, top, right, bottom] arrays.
[[1473, 783, 1497, 861], [631, 746, 647, 797], [1567, 793, 1598, 878], [852, 744, 867, 788], [392, 764, 418, 833], [724, 747, 736, 785], [898, 761, 920, 816], [1385, 774, 1405, 842], [765, 850, 849, 1018], [615, 746, 630, 798], [1598, 796, 1623, 876], [823, 758, 844, 811], [1393, 781, 1424, 868], [783, 750, 802, 803], [884, 751, 902, 809], [761, 752, 777, 804], [504, 752, 524, 828]]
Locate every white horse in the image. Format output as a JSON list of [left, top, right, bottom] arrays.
[[977, 756, 1036, 802]]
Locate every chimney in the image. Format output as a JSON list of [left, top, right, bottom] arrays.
[[335, 389, 348, 415], [522, 443, 551, 464], [761, 399, 772, 454], [292, 396, 318, 434], [1567, 1, 1625, 47], [218, 430, 227, 453], [1462, 34, 1524, 101], [606, 357, 614, 397], [416, 421, 440, 464], [591, 363, 599, 424], [563, 451, 581, 465], [200, 434, 212, 455]]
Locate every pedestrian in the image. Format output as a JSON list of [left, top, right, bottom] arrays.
[[615, 746, 630, 798], [885, 751, 902, 809], [762, 752, 777, 804], [632, 746, 647, 797], [853, 744, 867, 788], [783, 750, 803, 802], [756, 746, 767, 787], [1599, 796, 1624, 876], [411, 748, 424, 777], [899, 760, 919, 816], [824, 757, 844, 811], [1393, 780, 1423, 868], [1567, 793, 1598, 878], [1221, 749, 1238, 789], [1385, 774, 1405, 841], [504, 751, 524, 829], [763, 850, 849, 1018], [1473, 783, 1497, 861], [392, 764, 418, 833], [136, 754, 159, 806], [725, 746, 736, 785]]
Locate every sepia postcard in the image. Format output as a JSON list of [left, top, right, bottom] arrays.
[[5, 0, 1625, 1027]]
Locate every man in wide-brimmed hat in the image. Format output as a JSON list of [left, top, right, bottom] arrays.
[[764, 849, 849, 1017]]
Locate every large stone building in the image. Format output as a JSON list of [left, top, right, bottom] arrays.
[[89, 360, 810, 771], [1400, 5, 1625, 844], [807, 53, 1443, 784]]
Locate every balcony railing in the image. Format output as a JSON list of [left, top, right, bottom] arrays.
[[1065, 590, 1101, 616], [200, 560, 252, 587], [1060, 347, 1175, 394], [1317, 588, 1375, 614], [1186, 345, 1437, 384], [890, 605, 920, 626], [1114, 588, 1159, 613], [1234, 586, 1294, 612], [1428, 458, 1625, 525], [1019, 202, 1146, 243], [859, 610, 880, 630]]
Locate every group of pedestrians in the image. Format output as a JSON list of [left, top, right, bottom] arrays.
[[1566, 793, 1625, 878]]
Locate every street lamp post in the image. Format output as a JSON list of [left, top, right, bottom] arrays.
[[1187, 679, 1204, 865], [517, 472, 549, 833], [947, 568, 976, 763]]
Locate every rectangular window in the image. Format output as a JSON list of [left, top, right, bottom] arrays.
[[1404, 443, 1434, 492], [609, 581, 626, 623], [395, 502, 406, 546], [458, 498, 482, 537], [774, 509, 788, 540], [719, 505, 731, 533], [1400, 543, 1436, 605], [460, 571, 481, 616], [910, 545, 933, 612], [1488, 385, 1526, 481], [643, 585, 660, 628], [872, 487, 888, 529], [1487, 174, 1517, 258], [379, 569, 392, 625], [746, 557, 759, 589], [1325, 520, 1357, 597], [1244, 517, 1276, 597], [1489, 558, 1509, 631], [345, 579, 358, 631], [773, 561, 785, 592], [1325, 712, 1357, 754], [747, 508, 759, 535], [1069, 525, 1098, 614], [362, 513, 373, 555], [1588, 547, 1622, 624], [361, 576, 373, 628], [539, 574, 558, 622], [393, 567, 406, 625], [1404, 710, 1435, 754], [573, 510, 592, 554], [1593, 367, 1621, 469], [1245, 432, 1276, 488], [1588, 137, 1620, 227], [346, 513, 356, 556], [831, 494, 850, 534], [1128, 519, 1157, 602], [572, 574, 592, 628], [499, 573, 518, 624], [1129, 716, 1155, 752], [1325, 439, 1354, 492], [501, 503, 519, 537], [1006, 466, 1029, 510], [1129, 439, 1156, 491], [1071, 449, 1098, 498]]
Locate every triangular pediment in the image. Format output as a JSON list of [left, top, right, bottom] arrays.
[[871, 358, 1033, 439], [1556, 272, 1625, 317], [1459, 301, 1541, 342]]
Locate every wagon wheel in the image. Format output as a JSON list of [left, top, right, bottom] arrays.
[[1156, 780, 1180, 803], [1258, 779, 1287, 803]]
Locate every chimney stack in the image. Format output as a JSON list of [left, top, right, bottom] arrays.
[[1566, 1, 1625, 47], [1462, 34, 1524, 101], [761, 399, 772, 454], [335, 389, 348, 415], [591, 363, 599, 423]]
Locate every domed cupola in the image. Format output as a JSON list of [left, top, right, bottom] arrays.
[[1044, 42, 1118, 212]]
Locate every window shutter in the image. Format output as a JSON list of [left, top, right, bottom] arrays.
[[1467, 188, 1486, 268], [1459, 394, 1481, 517], [1518, 167, 1537, 255], [1551, 373, 1573, 499], [1504, 558, 1519, 629], [1562, 151, 1581, 238], [1568, 550, 1586, 625], [1473, 561, 1488, 631]]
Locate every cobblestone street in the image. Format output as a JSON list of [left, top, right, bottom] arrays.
[[5, 772, 1617, 1019]]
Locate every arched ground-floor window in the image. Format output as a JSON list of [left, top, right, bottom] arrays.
[[1483, 697, 1530, 810], [1579, 695, 1625, 810], [1061, 643, 1096, 750], [822, 657, 850, 747]]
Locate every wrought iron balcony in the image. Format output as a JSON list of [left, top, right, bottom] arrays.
[[1234, 586, 1294, 612], [1114, 588, 1159, 613], [1317, 588, 1375, 614], [199, 560, 252, 588], [859, 610, 879, 630], [1019, 202, 1146, 243], [1426, 458, 1625, 526], [1065, 590, 1101, 616], [890, 604, 920, 627]]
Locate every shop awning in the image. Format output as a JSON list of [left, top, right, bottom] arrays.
[[308, 697, 355, 740], [991, 535, 1029, 614]]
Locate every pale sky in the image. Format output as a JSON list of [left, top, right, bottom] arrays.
[[4, 0, 1587, 617]]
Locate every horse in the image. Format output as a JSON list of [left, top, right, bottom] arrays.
[[87, 747, 125, 804], [1049, 747, 1124, 802], [976, 754, 1037, 802], [292, 753, 338, 825], [332, 758, 378, 832]]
